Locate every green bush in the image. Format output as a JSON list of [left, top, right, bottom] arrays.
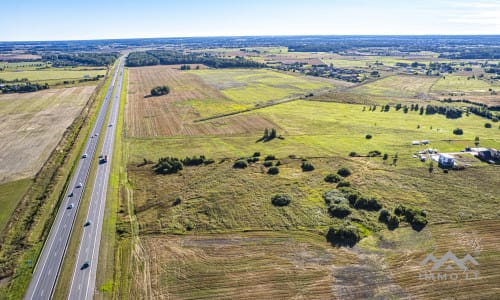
[[337, 167, 352, 177], [271, 194, 291, 206], [379, 209, 399, 230], [301, 161, 315, 171], [151, 85, 170, 96], [247, 157, 259, 163], [349, 151, 357, 157], [153, 157, 183, 174], [263, 161, 273, 167], [267, 166, 279, 175], [328, 204, 352, 218], [394, 204, 427, 231], [324, 173, 341, 183], [264, 155, 276, 161], [337, 180, 351, 188], [453, 128, 463, 135], [353, 196, 382, 211], [365, 134, 372, 139], [233, 160, 249, 169], [378, 209, 390, 222], [253, 152, 261, 157], [368, 150, 382, 157], [485, 123, 492, 128], [326, 223, 361, 247]]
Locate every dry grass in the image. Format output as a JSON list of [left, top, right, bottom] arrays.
[[125, 66, 280, 137], [0, 86, 96, 183]]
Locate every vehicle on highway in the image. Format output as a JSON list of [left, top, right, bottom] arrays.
[[76, 182, 82, 188], [100, 155, 108, 164], [108, 123, 113, 127], [67, 203, 74, 209], [82, 153, 87, 158], [69, 192, 74, 197], [80, 261, 90, 270], [84, 220, 91, 227]]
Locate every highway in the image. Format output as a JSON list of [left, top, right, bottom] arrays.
[[24, 57, 124, 300], [67, 57, 124, 300]]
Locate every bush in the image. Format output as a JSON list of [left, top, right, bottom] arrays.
[[328, 204, 352, 218], [394, 204, 427, 231], [337, 167, 352, 177], [365, 134, 372, 139], [264, 155, 276, 161], [349, 151, 357, 157], [485, 123, 492, 128], [301, 161, 315, 171], [203, 158, 215, 165], [338, 188, 360, 206], [322, 190, 348, 205], [379, 209, 399, 230], [267, 166, 279, 175], [263, 161, 273, 167], [453, 128, 463, 135], [253, 152, 261, 157], [233, 160, 249, 169], [150, 85, 170, 96], [337, 180, 351, 188], [368, 150, 382, 157], [153, 157, 183, 174], [411, 214, 428, 231], [247, 157, 259, 163], [324, 173, 341, 183], [326, 223, 361, 247], [378, 209, 390, 222], [353, 196, 382, 211], [182, 155, 207, 166], [271, 194, 291, 206], [275, 160, 282, 166]]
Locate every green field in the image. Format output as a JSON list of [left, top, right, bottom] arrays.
[[0, 178, 31, 233], [431, 75, 496, 93], [349, 75, 439, 98], [0, 68, 106, 83]]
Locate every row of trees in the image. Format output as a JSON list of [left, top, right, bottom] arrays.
[[126, 50, 266, 68], [42, 52, 119, 66], [0, 82, 49, 93]]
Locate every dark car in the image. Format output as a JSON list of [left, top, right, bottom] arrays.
[[67, 203, 74, 209], [84, 220, 91, 227], [80, 261, 90, 270]]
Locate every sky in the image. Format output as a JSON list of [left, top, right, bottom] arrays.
[[1, 0, 500, 41]]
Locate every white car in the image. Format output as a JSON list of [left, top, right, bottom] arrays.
[[67, 203, 74, 209], [82, 153, 87, 158], [76, 182, 82, 188]]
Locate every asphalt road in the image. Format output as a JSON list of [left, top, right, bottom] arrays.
[[67, 58, 124, 300], [24, 58, 124, 300]]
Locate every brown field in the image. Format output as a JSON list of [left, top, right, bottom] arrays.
[[0, 53, 42, 61], [0, 86, 95, 183], [125, 66, 280, 137]]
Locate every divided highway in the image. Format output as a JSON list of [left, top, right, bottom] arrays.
[[24, 57, 124, 300], [68, 58, 124, 300]]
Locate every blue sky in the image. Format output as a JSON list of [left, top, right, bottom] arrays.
[[1, 0, 500, 41]]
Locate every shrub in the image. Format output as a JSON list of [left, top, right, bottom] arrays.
[[485, 123, 492, 128], [328, 204, 352, 218], [233, 160, 249, 169], [453, 128, 463, 135], [247, 157, 259, 163], [322, 190, 348, 205], [150, 85, 170, 96], [253, 152, 261, 157], [368, 150, 382, 157], [394, 204, 427, 231], [378, 209, 391, 222], [338, 188, 360, 206], [349, 151, 357, 157], [271, 194, 291, 206], [203, 158, 215, 165], [411, 214, 428, 231], [337, 180, 351, 188], [365, 134, 372, 139], [263, 161, 273, 167], [353, 196, 382, 211], [153, 157, 183, 174], [275, 160, 282, 166], [383, 153, 389, 160], [337, 167, 352, 177], [264, 155, 276, 161], [267, 166, 279, 175], [324, 173, 341, 183], [173, 197, 182, 206], [301, 161, 315, 171], [182, 155, 207, 166], [379, 209, 399, 230], [326, 223, 361, 247]]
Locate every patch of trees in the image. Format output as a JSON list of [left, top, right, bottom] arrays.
[[153, 155, 214, 174], [301, 161, 315, 171], [271, 194, 291, 207], [0, 82, 49, 93], [378, 209, 400, 230], [150, 85, 170, 96], [326, 223, 361, 247], [42, 52, 119, 66], [394, 204, 428, 231], [453, 128, 463, 135], [337, 167, 351, 177], [439, 48, 500, 59], [126, 50, 266, 68], [425, 105, 463, 119], [257, 128, 282, 142]]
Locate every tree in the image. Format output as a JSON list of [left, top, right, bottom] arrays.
[[271, 194, 291, 206], [474, 136, 480, 147], [419, 106, 424, 115], [150, 85, 170, 96], [453, 128, 463, 135], [429, 161, 434, 174], [337, 167, 351, 177], [392, 153, 398, 166], [383, 153, 388, 161]]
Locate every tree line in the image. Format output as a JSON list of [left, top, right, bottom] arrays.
[[0, 82, 49, 93], [42, 52, 119, 67], [126, 50, 266, 68]]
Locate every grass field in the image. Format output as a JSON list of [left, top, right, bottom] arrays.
[[0, 178, 31, 233], [431, 75, 496, 93], [119, 63, 500, 299], [0, 86, 96, 183], [349, 75, 439, 99], [0, 68, 106, 83]]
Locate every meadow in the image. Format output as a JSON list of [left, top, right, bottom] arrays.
[[0, 68, 106, 83], [118, 63, 500, 299]]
